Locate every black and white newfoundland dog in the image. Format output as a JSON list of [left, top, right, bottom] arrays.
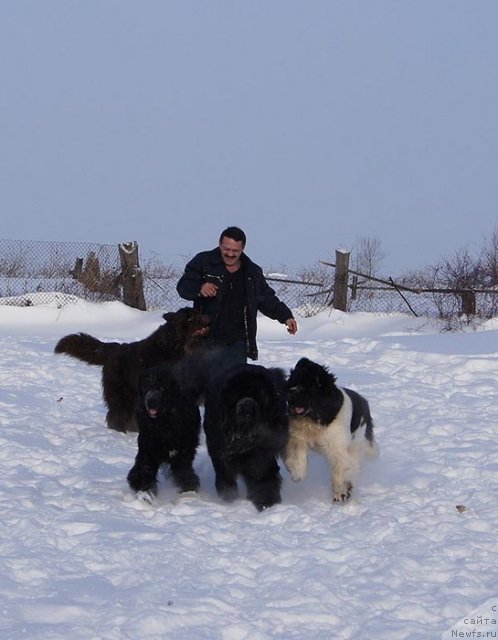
[[54, 307, 210, 433], [284, 357, 378, 503], [127, 364, 201, 503], [203, 363, 289, 511]]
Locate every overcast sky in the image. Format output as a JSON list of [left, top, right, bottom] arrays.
[[1, 1, 497, 275]]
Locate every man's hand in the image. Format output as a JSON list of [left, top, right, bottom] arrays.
[[286, 318, 298, 335], [200, 282, 219, 297]]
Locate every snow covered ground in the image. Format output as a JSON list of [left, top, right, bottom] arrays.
[[0, 298, 497, 639]]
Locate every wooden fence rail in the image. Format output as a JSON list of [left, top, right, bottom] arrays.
[[320, 253, 497, 316]]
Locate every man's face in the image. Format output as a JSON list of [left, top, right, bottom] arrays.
[[219, 237, 244, 270]]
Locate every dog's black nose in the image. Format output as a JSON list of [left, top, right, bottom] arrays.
[[144, 389, 162, 415], [287, 389, 299, 403], [235, 397, 258, 424]]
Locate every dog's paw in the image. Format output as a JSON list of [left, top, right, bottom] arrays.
[[254, 496, 281, 512], [290, 470, 305, 482], [333, 482, 353, 503], [177, 490, 198, 499], [284, 460, 306, 482], [177, 473, 200, 493], [283, 453, 308, 482], [136, 490, 156, 504], [107, 422, 127, 433], [219, 484, 239, 503]]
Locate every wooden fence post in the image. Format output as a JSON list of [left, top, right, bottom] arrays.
[[460, 290, 476, 317], [118, 241, 146, 311], [333, 249, 350, 311]]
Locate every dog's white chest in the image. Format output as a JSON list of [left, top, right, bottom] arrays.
[[289, 416, 333, 450]]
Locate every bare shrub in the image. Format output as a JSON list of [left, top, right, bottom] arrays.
[[0, 247, 28, 277], [480, 224, 498, 287], [39, 246, 74, 278], [352, 236, 386, 277], [143, 252, 180, 280]]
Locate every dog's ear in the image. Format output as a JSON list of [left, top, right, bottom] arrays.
[[316, 368, 336, 389]]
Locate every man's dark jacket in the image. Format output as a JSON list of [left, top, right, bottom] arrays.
[[176, 248, 293, 360]]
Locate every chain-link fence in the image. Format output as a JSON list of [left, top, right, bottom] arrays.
[[142, 272, 498, 322], [349, 287, 443, 317], [1, 239, 496, 322], [0, 239, 121, 307], [0, 239, 328, 316], [345, 276, 498, 319], [141, 264, 330, 317]]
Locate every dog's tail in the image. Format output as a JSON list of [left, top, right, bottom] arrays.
[[365, 436, 380, 459], [364, 417, 380, 458], [54, 333, 120, 366]]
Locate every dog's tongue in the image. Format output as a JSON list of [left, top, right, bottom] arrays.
[[147, 408, 158, 419], [293, 407, 305, 415]]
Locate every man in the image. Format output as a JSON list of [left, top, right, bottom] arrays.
[[176, 226, 297, 365]]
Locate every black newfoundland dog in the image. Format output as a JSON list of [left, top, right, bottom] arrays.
[[284, 357, 378, 503], [127, 364, 201, 502], [54, 307, 210, 433], [203, 363, 289, 511]]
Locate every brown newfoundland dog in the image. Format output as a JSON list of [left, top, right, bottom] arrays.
[[54, 307, 209, 432]]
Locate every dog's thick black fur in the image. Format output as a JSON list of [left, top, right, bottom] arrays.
[[284, 357, 377, 503], [54, 307, 210, 432], [203, 363, 289, 511], [127, 364, 201, 501]]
